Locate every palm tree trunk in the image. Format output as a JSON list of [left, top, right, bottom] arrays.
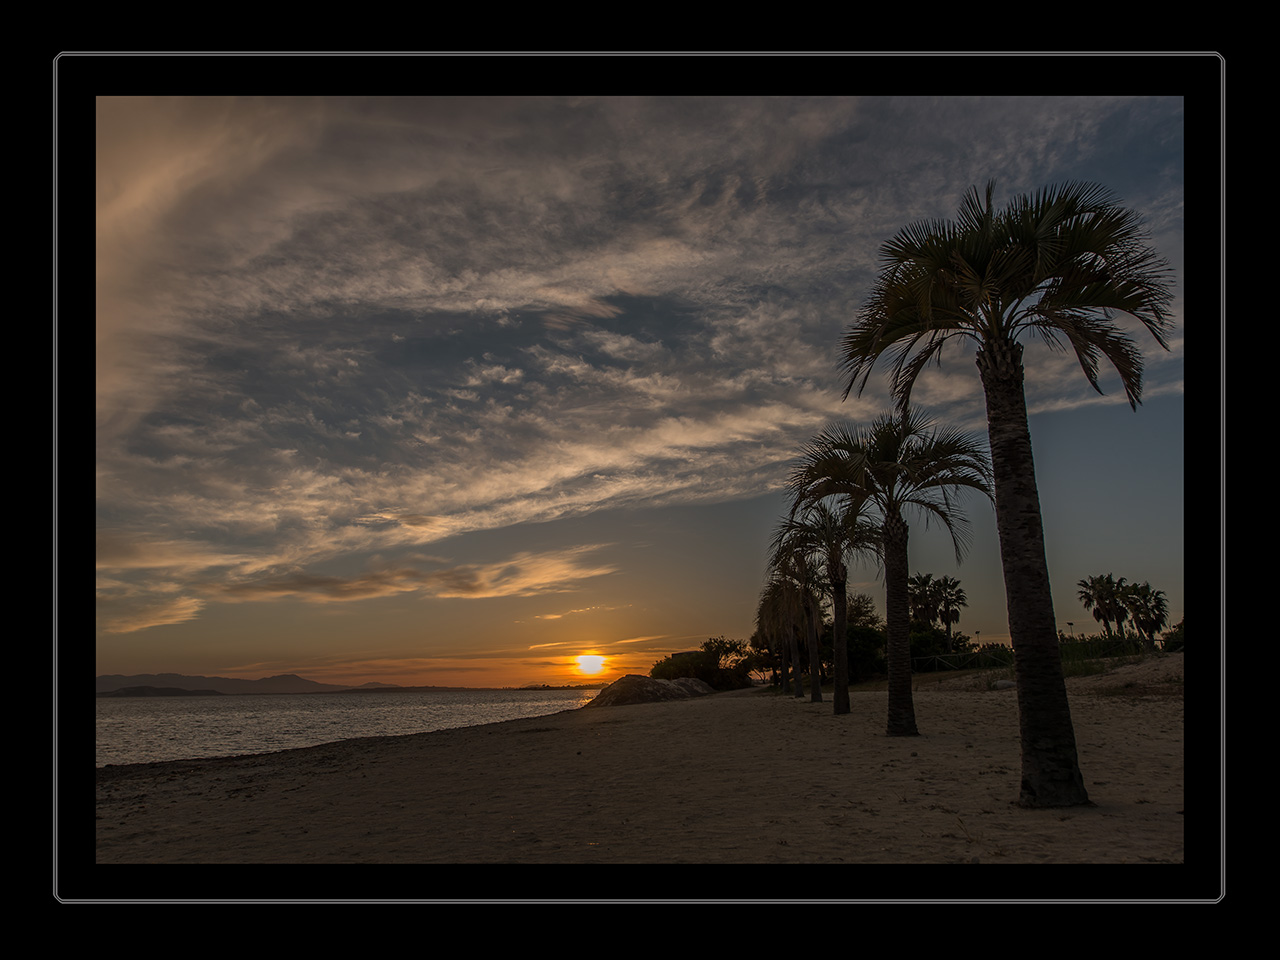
[[977, 341, 1089, 807], [831, 563, 850, 715], [883, 512, 918, 736]]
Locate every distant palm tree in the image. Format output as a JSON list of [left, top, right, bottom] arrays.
[[773, 498, 881, 714], [841, 181, 1174, 806], [936, 576, 968, 653], [758, 568, 806, 698], [789, 408, 991, 736], [908, 572, 940, 626], [1110, 580, 1132, 641], [767, 531, 826, 702], [755, 580, 793, 693], [1077, 573, 1128, 639], [1123, 581, 1169, 650]]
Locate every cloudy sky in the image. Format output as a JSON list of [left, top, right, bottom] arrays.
[[91, 74, 1192, 687]]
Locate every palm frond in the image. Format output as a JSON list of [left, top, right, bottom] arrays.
[[840, 179, 1176, 410], [787, 409, 992, 566]]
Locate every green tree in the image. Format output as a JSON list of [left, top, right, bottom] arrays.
[[788, 408, 991, 736], [841, 181, 1174, 806]]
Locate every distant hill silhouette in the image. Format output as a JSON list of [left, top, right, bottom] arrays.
[[97, 686, 223, 698], [94, 673, 398, 695]]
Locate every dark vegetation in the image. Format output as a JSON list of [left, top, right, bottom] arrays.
[[650, 636, 758, 691]]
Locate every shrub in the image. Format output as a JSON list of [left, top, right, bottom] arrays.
[[650, 637, 754, 691], [909, 624, 950, 668], [1162, 618, 1184, 652], [972, 642, 1015, 668], [847, 625, 887, 683]]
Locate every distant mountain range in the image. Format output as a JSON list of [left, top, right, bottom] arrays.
[[95, 673, 399, 696]]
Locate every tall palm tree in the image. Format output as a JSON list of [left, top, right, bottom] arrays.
[[773, 497, 881, 714], [789, 408, 991, 736], [840, 181, 1174, 806]]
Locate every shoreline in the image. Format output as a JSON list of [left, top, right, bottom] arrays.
[[90, 655, 1190, 875]]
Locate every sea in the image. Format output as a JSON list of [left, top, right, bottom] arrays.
[[95, 688, 601, 768]]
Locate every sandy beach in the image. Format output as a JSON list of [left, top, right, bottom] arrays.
[[87, 653, 1204, 890]]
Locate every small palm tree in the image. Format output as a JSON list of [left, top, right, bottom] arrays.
[[773, 497, 881, 714], [841, 181, 1174, 806], [908, 572, 940, 626], [1123, 581, 1169, 650], [767, 530, 826, 702], [1110, 580, 1131, 641], [789, 408, 991, 736], [759, 566, 807, 698], [1077, 573, 1128, 639], [755, 580, 792, 693], [936, 576, 968, 653]]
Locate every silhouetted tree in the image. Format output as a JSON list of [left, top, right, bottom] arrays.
[[841, 181, 1173, 805], [788, 408, 991, 735], [773, 498, 880, 714]]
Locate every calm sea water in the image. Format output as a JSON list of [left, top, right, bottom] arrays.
[[95, 688, 600, 767]]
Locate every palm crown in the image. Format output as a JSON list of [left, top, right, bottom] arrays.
[[772, 498, 881, 589], [842, 180, 1175, 410], [789, 408, 992, 563]]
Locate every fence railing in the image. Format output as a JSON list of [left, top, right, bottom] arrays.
[[911, 650, 1013, 672], [912, 637, 1154, 673]]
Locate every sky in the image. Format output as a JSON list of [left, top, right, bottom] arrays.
[[90, 69, 1197, 689]]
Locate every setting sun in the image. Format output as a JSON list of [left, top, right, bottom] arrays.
[[575, 654, 606, 675]]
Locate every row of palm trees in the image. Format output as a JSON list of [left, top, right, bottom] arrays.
[[759, 179, 1174, 808], [762, 409, 991, 732], [1076, 574, 1170, 648]]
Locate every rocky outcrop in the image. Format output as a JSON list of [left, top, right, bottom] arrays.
[[583, 674, 716, 707]]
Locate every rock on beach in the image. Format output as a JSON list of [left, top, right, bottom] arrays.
[[583, 674, 716, 707]]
